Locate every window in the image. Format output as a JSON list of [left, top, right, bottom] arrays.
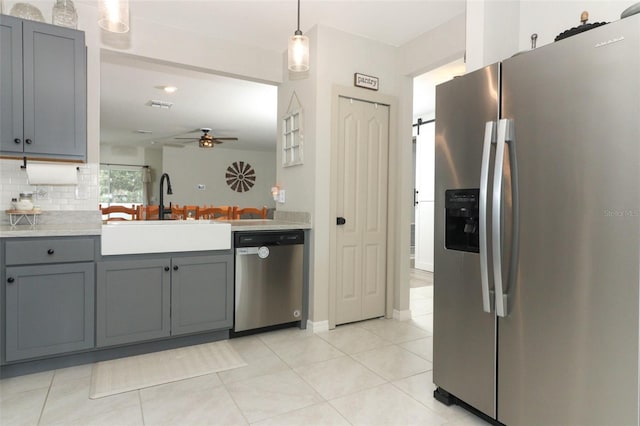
[[99, 165, 145, 206], [282, 109, 303, 166]]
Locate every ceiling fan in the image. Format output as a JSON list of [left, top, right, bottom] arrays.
[[174, 128, 238, 148]]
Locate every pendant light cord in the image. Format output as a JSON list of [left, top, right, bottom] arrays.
[[295, 0, 302, 35]]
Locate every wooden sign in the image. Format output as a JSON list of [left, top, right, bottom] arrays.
[[354, 73, 379, 91]]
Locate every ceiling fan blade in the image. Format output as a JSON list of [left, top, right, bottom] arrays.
[[212, 137, 238, 141], [174, 137, 199, 140]]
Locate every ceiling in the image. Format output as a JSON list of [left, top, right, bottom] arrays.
[[100, 1, 467, 151]]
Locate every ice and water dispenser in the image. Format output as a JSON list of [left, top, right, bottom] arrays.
[[445, 189, 480, 253]]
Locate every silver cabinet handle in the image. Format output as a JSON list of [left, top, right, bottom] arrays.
[[479, 121, 496, 313]]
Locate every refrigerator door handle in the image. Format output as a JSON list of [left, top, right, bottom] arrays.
[[492, 119, 519, 318], [492, 119, 507, 317], [479, 121, 496, 313]]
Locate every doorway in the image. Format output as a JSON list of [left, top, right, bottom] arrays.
[[411, 59, 465, 314], [412, 59, 466, 274], [335, 96, 390, 325]]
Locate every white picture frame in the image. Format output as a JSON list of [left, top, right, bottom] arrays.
[[282, 109, 303, 167]]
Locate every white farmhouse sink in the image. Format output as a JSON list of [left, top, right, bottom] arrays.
[[101, 220, 231, 255]]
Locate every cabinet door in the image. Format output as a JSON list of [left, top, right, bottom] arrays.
[[97, 259, 171, 347], [0, 15, 23, 154], [22, 21, 86, 160], [5, 263, 95, 362], [171, 254, 233, 335]]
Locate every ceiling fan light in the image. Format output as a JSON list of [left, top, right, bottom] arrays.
[[199, 139, 214, 148], [98, 0, 130, 33], [288, 34, 309, 72]]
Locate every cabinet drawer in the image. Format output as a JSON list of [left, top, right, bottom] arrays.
[[5, 238, 95, 265]]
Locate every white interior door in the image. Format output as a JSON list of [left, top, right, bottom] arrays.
[[336, 96, 389, 325], [414, 121, 435, 271]]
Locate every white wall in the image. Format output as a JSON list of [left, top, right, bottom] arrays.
[[518, 1, 635, 51], [276, 24, 433, 323], [162, 146, 276, 209], [466, 0, 636, 71], [399, 14, 466, 77]]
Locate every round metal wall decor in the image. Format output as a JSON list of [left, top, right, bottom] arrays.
[[226, 161, 256, 192]]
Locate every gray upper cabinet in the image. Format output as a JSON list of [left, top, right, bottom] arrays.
[[0, 15, 86, 160], [171, 254, 233, 336], [0, 15, 23, 155]]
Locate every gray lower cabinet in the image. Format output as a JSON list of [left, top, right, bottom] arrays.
[[171, 255, 233, 335], [5, 263, 95, 362], [97, 253, 232, 348], [0, 15, 86, 160], [96, 259, 171, 347]]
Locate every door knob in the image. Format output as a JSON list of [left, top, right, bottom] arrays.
[[336, 217, 346, 225], [164, 266, 170, 272], [47, 249, 55, 255], [7, 277, 15, 284], [14, 138, 21, 144], [25, 139, 32, 144], [173, 265, 179, 271]]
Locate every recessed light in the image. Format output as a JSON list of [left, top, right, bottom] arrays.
[[135, 129, 153, 134], [163, 86, 178, 93]]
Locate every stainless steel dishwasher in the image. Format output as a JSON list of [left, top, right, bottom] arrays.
[[234, 230, 304, 332]]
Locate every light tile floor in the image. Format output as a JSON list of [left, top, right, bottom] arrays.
[[0, 271, 490, 426]]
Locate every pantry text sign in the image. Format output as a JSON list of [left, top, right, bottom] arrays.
[[354, 73, 379, 91]]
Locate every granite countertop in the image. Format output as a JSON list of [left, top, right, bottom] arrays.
[[0, 223, 102, 238], [0, 220, 310, 238], [220, 219, 311, 231]]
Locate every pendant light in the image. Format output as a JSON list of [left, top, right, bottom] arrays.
[[287, 0, 309, 72], [98, 0, 130, 33]]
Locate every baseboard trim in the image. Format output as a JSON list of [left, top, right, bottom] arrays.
[[306, 320, 329, 333], [393, 309, 412, 321]]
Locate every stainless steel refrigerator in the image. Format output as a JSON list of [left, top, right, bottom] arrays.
[[433, 14, 640, 426]]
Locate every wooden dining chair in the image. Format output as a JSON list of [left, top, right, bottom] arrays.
[[137, 205, 159, 220], [182, 205, 199, 220], [170, 205, 186, 220], [197, 206, 232, 220], [233, 206, 268, 220], [100, 204, 138, 221]]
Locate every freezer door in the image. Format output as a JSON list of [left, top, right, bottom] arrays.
[[433, 63, 499, 417], [498, 15, 640, 426]]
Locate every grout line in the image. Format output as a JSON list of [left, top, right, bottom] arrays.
[[221, 380, 253, 425], [36, 372, 55, 425], [137, 390, 146, 425]]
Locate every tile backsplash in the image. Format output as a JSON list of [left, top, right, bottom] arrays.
[[0, 158, 99, 217]]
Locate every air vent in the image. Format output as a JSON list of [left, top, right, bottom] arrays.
[[147, 100, 173, 109]]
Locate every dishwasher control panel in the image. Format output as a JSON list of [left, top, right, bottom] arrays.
[[235, 230, 304, 247]]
